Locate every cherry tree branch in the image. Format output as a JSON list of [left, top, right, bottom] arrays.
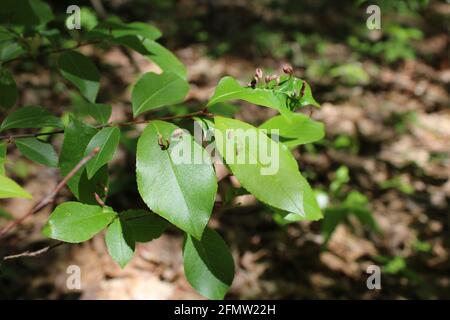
[[2, 242, 64, 261], [0, 109, 213, 142]]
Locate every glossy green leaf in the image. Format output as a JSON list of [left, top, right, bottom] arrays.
[[207, 76, 292, 116], [87, 103, 112, 124], [59, 117, 109, 204], [105, 217, 135, 268], [0, 0, 54, 26], [0, 142, 6, 175], [113, 36, 187, 78], [42, 202, 116, 243], [0, 175, 32, 199], [214, 116, 322, 220], [183, 228, 235, 300], [0, 68, 18, 109], [136, 120, 217, 239], [15, 137, 58, 167], [131, 72, 189, 117], [121, 209, 167, 242], [0, 106, 62, 132], [259, 113, 324, 145], [84, 127, 120, 179], [58, 51, 100, 103]]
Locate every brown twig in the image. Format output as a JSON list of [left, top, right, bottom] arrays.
[[0, 109, 213, 142], [0, 147, 101, 240], [2, 242, 64, 261]]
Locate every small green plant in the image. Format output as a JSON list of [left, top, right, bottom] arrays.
[[0, 1, 325, 299], [321, 166, 379, 245]]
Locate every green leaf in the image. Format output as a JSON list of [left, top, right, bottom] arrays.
[[42, 202, 116, 243], [259, 113, 324, 145], [89, 19, 161, 41], [207, 76, 292, 116], [131, 72, 189, 117], [208, 76, 319, 115], [214, 116, 322, 220], [299, 81, 320, 108], [0, 27, 15, 42], [322, 207, 347, 244], [58, 51, 100, 103], [0, 106, 62, 132], [0, 0, 54, 26], [272, 207, 312, 225], [105, 217, 135, 268], [15, 137, 58, 167], [183, 228, 234, 300], [84, 127, 120, 179], [207, 103, 239, 118], [0, 41, 25, 62], [277, 76, 320, 108], [86, 103, 112, 124], [0, 68, 18, 109], [121, 209, 167, 242], [59, 117, 108, 204], [113, 36, 187, 79], [0, 175, 32, 199], [136, 120, 217, 239], [140, 40, 187, 79], [0, 142, 6, 175]]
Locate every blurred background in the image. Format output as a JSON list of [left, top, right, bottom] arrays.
[[0, 0, 449, 299]]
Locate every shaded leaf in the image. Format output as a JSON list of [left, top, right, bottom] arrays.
[[59, 117, 108, 204], [15, 137, 58, 167], [84, 127, 120, 179], [121, 209, 167, 242], [0, 68, 18, 109], [0, 0, 54, 26], [89, 19, 161, 41], [86, 103, 112, 124], [58, 51, 100, 103], [183, 228, 234, 300], [114, 36, 187, 78], [105, 218, 135, 268], [0, 106, 62, 132]]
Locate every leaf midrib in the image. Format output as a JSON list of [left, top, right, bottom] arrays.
[[135, 75, 181, 115]]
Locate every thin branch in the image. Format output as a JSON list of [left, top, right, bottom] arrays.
[[0, 109, 213, 142], [2, 242, 64, 261], [0, 147, 101, 239]]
